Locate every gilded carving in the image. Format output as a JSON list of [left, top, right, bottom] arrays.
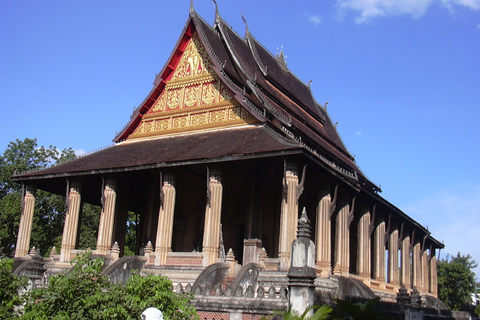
[[220, 82, 233, 102], [167, 88, 184, 110], [191, 112, 207, 126], [133, 121, 146, 136], [184, 85, 199, 107], [202, 82, 218, 105], [152, 95, 166, 112], [173, 115, 188, 129], [210, 109, 227, 124], [128, 31, 259, 141], [172, 33, 213, 80]]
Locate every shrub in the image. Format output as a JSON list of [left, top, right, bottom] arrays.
[[21, 252, 197, 320]]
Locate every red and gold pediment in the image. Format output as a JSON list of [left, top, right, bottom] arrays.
[[128, 32, 258, 140]]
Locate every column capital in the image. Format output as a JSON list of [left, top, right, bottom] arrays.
[[69, 180, 82, 191], [25, 184, 37, 195], [207, 165, 222, 182], [104, 177, 117, 189], [163, 171, 175, 185], [284, 157, 299, 175]]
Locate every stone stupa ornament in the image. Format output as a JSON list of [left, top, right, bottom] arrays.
[[287, 207, 316, 317]]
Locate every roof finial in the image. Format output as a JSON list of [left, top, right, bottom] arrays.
[[241, 13, 250, 37], [276, 46, 288, 70], [190, 0, 195, 15], [212, 0, 220, 23]]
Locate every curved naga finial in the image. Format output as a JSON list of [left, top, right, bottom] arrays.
[[212, 0, 220, 24], [190, 0, 195, 15], [241, 12, 250, 37]]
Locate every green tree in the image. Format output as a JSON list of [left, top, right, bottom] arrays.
[[332, 298, 393, 320], [0, 256, 27, 319], [438, 252, 477, 310], [0, 138, 75, 256], [0, 138, 132, 257], [272, 305, 332, 320], [78, 203, 101, 250], [21, 251, 198, 320]]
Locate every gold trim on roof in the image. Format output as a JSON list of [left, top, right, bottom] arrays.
[[128, 31, 258, 140], [131, 104, 257, 139]]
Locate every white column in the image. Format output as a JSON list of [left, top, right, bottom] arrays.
[[412, 242, 421, 289], [388, 228, 399, 286], [155, 174, 176, 266], [333, 196, 350, 276], [202, 169, 223, 266], [429, 253, 438, 296], [15, 185, 36, 257], [315, 185, 332, 277], [373, 218, 386, 282], [278, 163, 299, 271], [60, 181, 82, 262], [357, 207, 371, 282], [401, 235, 411, 288], [421, 249, 429, 293], [96, 178, 117, 255]]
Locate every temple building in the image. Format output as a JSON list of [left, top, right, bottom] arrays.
[[12, 3, 444, 316]]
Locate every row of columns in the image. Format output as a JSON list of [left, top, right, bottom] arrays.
[[14, 170, 225, 268], [14, 161, 438, 297], [314, 184, 438, 296]]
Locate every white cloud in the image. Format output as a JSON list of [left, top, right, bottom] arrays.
[[403, 183, 480, 277], [306, 14, 322, 26], [356, 131, 362, 136], [337, 0, 480, 23], [442, 0, 480, 10], [74, 149, 86, 157]]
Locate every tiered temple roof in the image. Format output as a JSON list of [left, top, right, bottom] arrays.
[[13, 4, 443, 250]]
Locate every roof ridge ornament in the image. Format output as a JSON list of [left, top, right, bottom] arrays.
[[189, 0, 195, 15], [241, 13, 250, 38], [276, 46, 288, 70], [212, 0, 220, 24]]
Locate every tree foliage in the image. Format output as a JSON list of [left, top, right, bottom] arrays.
[[21, 251, 198, 320], [0, 138, 75, 256], [273, 305, 332, 320], [0, 256, 27, 319], [332, 298, 393, 320], [0, 138, 102, 256], [438, 252, 477, 310]]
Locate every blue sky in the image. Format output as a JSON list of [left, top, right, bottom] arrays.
[[1, 1, 479, 276]]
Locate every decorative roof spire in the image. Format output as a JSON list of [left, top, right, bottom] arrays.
[[276, 46, 288, 70], [189, 0, 195, 15], [241, 13, 250, 38], [213, 0, 220, 24]]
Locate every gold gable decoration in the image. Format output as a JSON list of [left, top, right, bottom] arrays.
[[129, 32, 258, 140], [170, 32, 214, 80]]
